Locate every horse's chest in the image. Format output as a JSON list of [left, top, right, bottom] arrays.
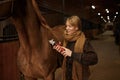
[[17, 50, 46, 77], [17, 52, 32, 76]]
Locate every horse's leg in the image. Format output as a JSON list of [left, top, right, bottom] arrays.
[[44, 73, 55, 80], [19, 72, 24, 80], [24, 76, 37, 80]]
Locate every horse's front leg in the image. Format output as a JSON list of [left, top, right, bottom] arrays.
[[44, 72, 55, 80], [24, 76, 37, 80]]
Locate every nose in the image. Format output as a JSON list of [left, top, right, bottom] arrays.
[[66, 26, 69, 30]]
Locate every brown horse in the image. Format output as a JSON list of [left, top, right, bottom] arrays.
[[0, 0, 65, 80]]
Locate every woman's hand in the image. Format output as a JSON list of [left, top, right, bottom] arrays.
[[53, 45, 72, 57], [61, 47, 72, 57]]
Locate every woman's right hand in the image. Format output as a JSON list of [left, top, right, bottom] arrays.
[[53, 44, 64, 53]]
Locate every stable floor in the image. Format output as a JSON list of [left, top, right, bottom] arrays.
[[89, 30, 120, 80]]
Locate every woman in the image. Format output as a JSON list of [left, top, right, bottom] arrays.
[[53, 15, 98, 80]]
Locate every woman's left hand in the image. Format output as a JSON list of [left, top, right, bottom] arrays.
[[61, 47, 72, 57]]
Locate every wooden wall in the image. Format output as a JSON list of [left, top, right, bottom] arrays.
[[0, 40, 20, 80]]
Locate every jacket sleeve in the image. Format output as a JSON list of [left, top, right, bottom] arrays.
[[71, 39, 98, 66]]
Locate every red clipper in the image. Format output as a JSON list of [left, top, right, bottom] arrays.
[[49, 39, 65, 53]]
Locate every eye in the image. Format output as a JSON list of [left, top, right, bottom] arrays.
[[66, 24, 71, 27]]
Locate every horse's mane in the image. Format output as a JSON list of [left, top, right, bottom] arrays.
[[52, 25, 65, 42], [32, 0, 60, 41]]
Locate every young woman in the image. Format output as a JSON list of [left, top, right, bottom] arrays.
[[53, 15, 98, 80]]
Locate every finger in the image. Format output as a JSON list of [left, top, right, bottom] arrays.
[[54, 45, 60, 50], [61, 50, 65, 54], [58, 47, 62, 52], [53, 46, 56, 49], [53, 44, 58, 48], [63, 53, 67, 57], [64, 55, 67, 57]]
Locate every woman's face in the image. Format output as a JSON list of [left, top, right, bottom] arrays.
[[65, 21, 78, 35]]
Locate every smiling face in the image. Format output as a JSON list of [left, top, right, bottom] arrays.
[[65, 21, 78, 35], [65, 16, 81, 35]]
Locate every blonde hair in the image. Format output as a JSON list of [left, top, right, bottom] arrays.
[[66, 15, 82, 30]]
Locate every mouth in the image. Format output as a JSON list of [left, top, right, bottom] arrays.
[[66, 30, 70, 33], [66, 31, 71, 35]]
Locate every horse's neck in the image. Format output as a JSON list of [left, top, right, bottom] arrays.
[[12, 0, 55, 52], [11, 0, 39, 50], [16, 21, 50, 49]]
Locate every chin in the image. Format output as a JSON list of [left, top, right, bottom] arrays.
[[67, 33, 71, 35]]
